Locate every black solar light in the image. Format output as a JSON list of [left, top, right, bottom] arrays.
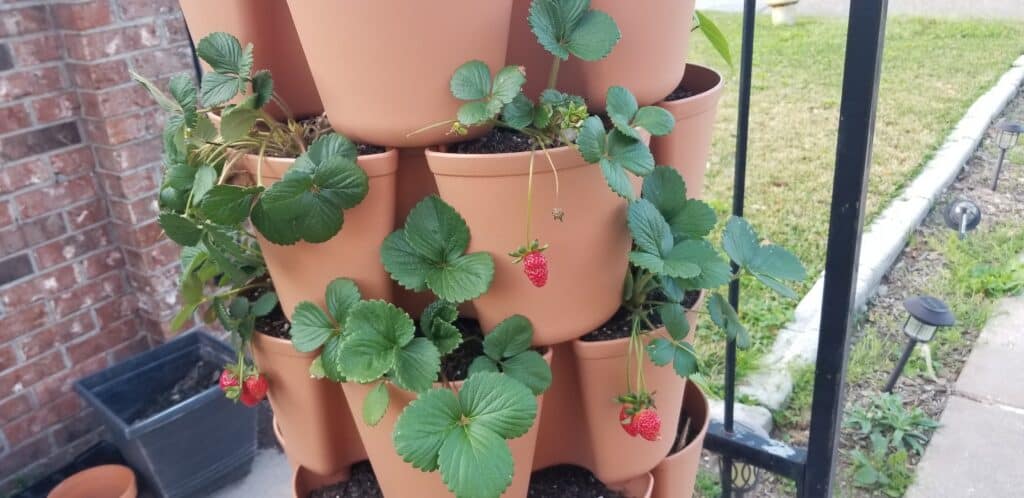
[[884, 296, 955, 392], [991, 120, 1023, 191], [730, 460, 759, 496], [944, 199, 981, 240]]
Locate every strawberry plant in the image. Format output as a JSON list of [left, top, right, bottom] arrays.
[[612, 166, 806, 438]]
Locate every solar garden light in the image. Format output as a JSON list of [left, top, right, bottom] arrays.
[[943, 198, 981, 240], [883, 296, 955, 393], [991, 120, 1023, 191]]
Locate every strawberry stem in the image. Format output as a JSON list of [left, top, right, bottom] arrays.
[[524, 149, 537, 247]]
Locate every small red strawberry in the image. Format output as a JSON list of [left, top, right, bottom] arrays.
[[242, 374, 268, 404], [633, 408, 662, 442], [523, 251, 548, 288], [619, 405, 638, 437], [239, 390, 261, 407], [219, 369, 238, 392]]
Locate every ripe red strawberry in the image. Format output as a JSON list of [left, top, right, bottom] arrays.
[[523, 251, 548, 287], [619, 405, 638, 437], [219, 369, 238, 392], [243, 374, 268, 403], [239, 390, 261, 407], [633, 408, 662, 441]]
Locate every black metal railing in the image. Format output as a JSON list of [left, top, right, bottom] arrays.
[[708, 1, 890, 496]]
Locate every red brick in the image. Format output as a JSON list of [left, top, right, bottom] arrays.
[[63, 24, 162, 62], [0, 264, 77, 310], [32, 353, 107, 407], [51, 411, 101, 449], [0, 344, 16, 373], [14, 176, 97, 220], [65, 198, 107, 231], [53, 1, 114, 31], [84, 108, 160, 145], [53, 273, 123, 319], [0, 201, 12, 228], [117, 0, 178, 19], [163, 16, 190, 44], [75, 248, 124, 280], [0, 104, 31, 134], [93, 295, 136, 328], [31, 92, 79, 124], [111, 218, 163, 250], [3, 395, 81, 448], [93, 136, 161, 172], [20, 311, 97, 359], [0, 434, 53, 479], [0, 393, 33, 425], [10, 34, 64, 66], [0, 6, 50, 37], [0, 159, 52, 195], [0, 65, 65, 103], [98, 165, 158, 200], [49, 146, 96, 178], [67, 59, 130, 91], [122, 238, 179, 270], [109, 196, 158, 224], [129, 45, 192, 79], [0, 350, 66, 398], [0, 121, 82, 162], [67, 315, 137, 365], [0, 302, 49, 344], [34, 224, 111, 269], [108, 333, 150, 363], [0, 214, 68, 255], [79, 82, 152, 119]]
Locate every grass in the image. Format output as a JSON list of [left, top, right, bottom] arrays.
[[687, 14, 1024, 392]]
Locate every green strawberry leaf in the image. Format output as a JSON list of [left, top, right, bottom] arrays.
[[438, 424, 515, 498], [672, 240, 732, 289], [421, 300, 463, 356], [249, 69, 273, 109], [647, 338, 699, 377], [168, 74, 197, 127], [488, 66, 527, 114], [500, 350, 551, 395], [252, 292, 278, 317], [393, 387, 461, 471], [165, 162, 197, 191], [219, 106, 259, 142], [501, 93, 535, 130], [289, 301, 336, 352], [468, 356, 500, 375], [576, 116, 607, 163], [450, 60, 492, 101], [321, 335, 347, 381], [457, 101, 492, 126], [158, 213, 202, 246], [606, 129, 654, 176], [196, 32, 246, 74], [308, 355, 327, 379], [633, 106, 675, 136], [565, 9, 620, 61], [722, 216, 760, 268], [392, 337, 441, 393], [658, 302, 690, 341], [606, 86, 640, 139], [307, 133, 359, 164], [325, 278, 362, 325], [200, 185, 261, 225], [131, 70, 180, 115], [483, 315, 533, 360], [722, 216, 805, 297], [460, 372, 537, 439], [707, 292, 750, 349], [599, 157, 635, 200], [627, 199, 673, 257], [380, 230, 431, 292], [191, 164, 217, 204], [363, 382, 390, 427], [199, 72, 243, 107], [695, 11, 733, 68], [337, 300, 415, 382]]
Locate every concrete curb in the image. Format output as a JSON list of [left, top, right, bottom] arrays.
[[713, 54, 1024, 421]]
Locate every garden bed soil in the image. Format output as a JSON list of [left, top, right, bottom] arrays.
[[527, 465, 627, 498], [129, 359, 220, 424], [449, 127, 536, 154], [581, 290, 702, 342]]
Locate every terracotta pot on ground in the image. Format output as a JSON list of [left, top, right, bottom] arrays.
[[531, 343, 591, 470], [285, 0, 514, 148], [240, 149, 398, 317], [251, 332, 366, 478], [426, 144, 637, 346], [507, 0, 696, 111], [569, 295, 703, 484], [292, 465, 346, 498], [341, 350, 552, 498], [613, 472, 656, 498], [651, 380, 711, 498], [47, 465, 137, 498], [178, 0, 322, 121], [651, 64, 725, 200]]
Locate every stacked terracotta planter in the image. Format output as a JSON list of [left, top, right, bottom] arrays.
[[179, 1, 724, 497]]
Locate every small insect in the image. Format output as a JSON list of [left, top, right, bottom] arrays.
[[552, 208, 565, 222]]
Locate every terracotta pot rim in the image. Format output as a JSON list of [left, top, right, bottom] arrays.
[[245, 147, 399, 181], [351, 348, 554, 391], [613, 471, 655, 498], [47, 464, 137, 498], [425, 142, 586, 178], [657, 64, 725, 119], [252, 330, 317, 359], [572, 292, 707, 360], [291, 465, 353, 498], [663, 381, 711, 461], [273, 415, 286, 448]]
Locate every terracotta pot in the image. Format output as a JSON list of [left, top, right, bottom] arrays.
[[651, 380, 710, 498], [531, 344, 591, 470], [292, 465, 352, 498], [391, 148, 440, 318], [507, 0, 696, 111], [569, 294, 701, 484], [651, 64, 725, 200], [613, 472, 656, 498], [342, 349, 552, 498], [178, 0, 322, 121], [285, 0, 513, 148], [240, 149, 398, 317], [272, 416, 300, 474], [251, 332, 366, 478], [426, 144, 637, 346], [47, 465, 137, 498]]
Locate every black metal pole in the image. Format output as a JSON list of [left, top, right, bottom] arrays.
[[883, 339, 917, 393], [991, 148, 1007, 190], [721, 0, 758, 495], [802, 0, 889, 496], [184, 20, 203, 83]]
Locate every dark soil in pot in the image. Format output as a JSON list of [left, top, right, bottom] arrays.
[[307, 462, 381, 498], [440, 318, 485, 381], [129, 359, 220, 424], [528, 465, 627, 498], [580, 290, 702, 342], [664, 84, 699, 102], [244, 285, 292, 340], [449, 127, 537, 154]]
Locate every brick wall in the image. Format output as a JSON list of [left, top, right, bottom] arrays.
[[0, 0, 191, 489]]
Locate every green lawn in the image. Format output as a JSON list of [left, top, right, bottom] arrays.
[[686, 15, 1024, 395]]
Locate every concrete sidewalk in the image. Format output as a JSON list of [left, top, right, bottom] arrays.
[[906, 295, 1024, 497], [696, 0, 1024, 19]]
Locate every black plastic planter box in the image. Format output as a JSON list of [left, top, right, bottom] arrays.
[[75, 331, 256, 498]]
